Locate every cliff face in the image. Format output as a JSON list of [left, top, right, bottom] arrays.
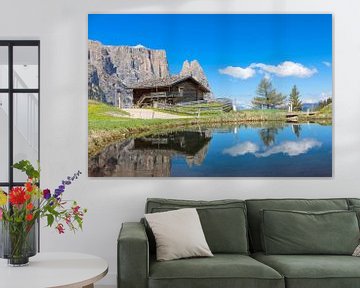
[[88, 40, 170, 106], [180, 60, 210, 90], [88, 40, 211, 106]]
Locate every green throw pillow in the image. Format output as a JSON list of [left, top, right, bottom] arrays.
[[261, 209, 360, 255]]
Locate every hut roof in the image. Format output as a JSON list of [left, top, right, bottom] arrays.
[[129, 75, 210, 93]]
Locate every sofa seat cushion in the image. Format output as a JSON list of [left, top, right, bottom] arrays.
[[149, 254, 284, 288], [253, 252, 360, 288]]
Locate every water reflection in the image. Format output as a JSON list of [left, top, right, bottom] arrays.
[[89, 129, 212, 177], [224, 138, 322, 158], [88, 123, 332, 177], [257, 138, 322, 157], [259, 127, 281, 147], [292, 124, 302, 138]]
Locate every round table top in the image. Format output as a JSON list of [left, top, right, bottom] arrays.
[[0, 252, 108, 288]]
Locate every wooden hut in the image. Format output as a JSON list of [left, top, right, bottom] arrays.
[[130, 75, 210, 107]]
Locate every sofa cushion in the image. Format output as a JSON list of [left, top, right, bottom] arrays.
[[261, 209, 359, 255], [347, 198, 360, 207], [149, 254, 284, 288], [246, 198, 349, 252], [253, 252, 360, 288], [145, 208, 213, 261], [349, 205, 360, 228], [146, 198, 248, 254]]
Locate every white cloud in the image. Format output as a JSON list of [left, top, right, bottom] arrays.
[[219, 61, 317, 80], [256, 138, 322, 157], [322, 61, 331, 67], [219, 66, 256, 80], [251, 61, 317, 78], [263, 73, 272, 80], [223, 141, 259, 156]]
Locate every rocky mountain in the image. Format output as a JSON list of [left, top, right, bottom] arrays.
[[180, 60, 210, 90], [88, 40, 211, 106]]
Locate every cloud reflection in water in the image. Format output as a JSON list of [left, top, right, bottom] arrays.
[[223, 138, 322, 158]]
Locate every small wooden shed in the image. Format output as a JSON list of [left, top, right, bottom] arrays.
[[130, 75, 210, 107]]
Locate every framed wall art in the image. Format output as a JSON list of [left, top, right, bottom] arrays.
[[88, 14, 332, 177]]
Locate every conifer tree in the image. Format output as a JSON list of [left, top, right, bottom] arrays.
[[289, 85, 302, 111], [252, 78, 286, 109]]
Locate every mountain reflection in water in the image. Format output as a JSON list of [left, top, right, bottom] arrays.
[[89, 130, 212, 177], [88, 123, 332, 177]]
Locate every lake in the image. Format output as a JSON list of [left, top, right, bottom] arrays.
[[88, 122, 332, 177]]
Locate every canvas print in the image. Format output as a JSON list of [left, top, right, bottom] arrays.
[[88, 14, 332, 177]]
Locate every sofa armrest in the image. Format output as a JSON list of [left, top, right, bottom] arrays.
[[118, 222, 149, 288]]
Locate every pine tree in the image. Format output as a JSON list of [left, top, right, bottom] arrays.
[[316, 97, 332, 111], [252, 78, 287, 109], [289, 85, 302, 111]]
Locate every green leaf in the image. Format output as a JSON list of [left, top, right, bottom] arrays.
[[12, 160, 40, 180], [44, 205, 60, 217], [47, 214, 54, 227]]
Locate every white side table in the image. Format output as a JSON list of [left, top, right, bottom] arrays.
[[0, 252, 108, 288]]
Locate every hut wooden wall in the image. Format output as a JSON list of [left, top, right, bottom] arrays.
[[132, 79, 206, 106], [172, 80, 205, 103]]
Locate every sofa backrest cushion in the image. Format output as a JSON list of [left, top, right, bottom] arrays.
[[348, 199, 360, 207], [145, 198, 249, 254], [246, 198, 349, 252], [261, 209, 359, 255], [347, 199, 360, 228]]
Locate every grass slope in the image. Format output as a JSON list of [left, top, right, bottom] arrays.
[[88, 101, 331, 157]]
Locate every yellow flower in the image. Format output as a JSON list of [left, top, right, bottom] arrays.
[[0, 190, 7, 206]]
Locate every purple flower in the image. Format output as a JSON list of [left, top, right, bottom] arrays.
[[43, 189, 51, 200], [54, 171, 82, 199], [54, 189, 63, 198]]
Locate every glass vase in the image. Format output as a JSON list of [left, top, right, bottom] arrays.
[[0, 220, 37, 266]]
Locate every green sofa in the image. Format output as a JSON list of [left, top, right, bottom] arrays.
[[118, 198, 360, 288]]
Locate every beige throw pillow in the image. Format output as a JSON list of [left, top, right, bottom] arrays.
[[145, 208, 213, 261], [353, 244, 360, 256]]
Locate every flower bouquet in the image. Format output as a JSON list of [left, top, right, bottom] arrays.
[[0, 160, 87, 266]]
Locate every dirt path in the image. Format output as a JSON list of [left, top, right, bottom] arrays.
[[122, 108, 191, 119]]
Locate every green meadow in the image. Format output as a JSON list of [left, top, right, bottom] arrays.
[[88, 100, 332, 157]]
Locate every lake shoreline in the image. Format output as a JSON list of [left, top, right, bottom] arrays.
[[88, 116, 332, 158], [88, 122, 332, 177]]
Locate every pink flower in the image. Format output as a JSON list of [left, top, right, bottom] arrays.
[[0, 208, 3, 220], [65, 214, 71, 225], [56, 223, 65, 234], [72, 205, 80, 215]]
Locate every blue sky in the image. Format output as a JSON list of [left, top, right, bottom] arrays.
[[89, 14, 332, 106]]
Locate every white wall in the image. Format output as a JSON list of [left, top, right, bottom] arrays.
[[1, 0, 360, 286]]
